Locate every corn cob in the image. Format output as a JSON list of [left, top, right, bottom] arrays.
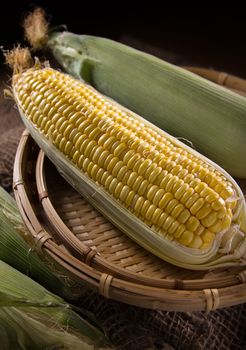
[[12, 64, 246, 270], [42, 32, 246, 178]]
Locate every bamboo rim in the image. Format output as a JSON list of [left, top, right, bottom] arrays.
[[13, 131, 246, 312], [184, 66, 246, 97]]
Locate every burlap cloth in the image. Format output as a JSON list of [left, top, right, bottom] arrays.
[[1, 73, 246, 350]]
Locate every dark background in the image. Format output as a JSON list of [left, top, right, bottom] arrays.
[[1, 1, 246, 77]]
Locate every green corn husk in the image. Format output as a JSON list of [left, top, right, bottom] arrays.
[[43, 32, 246, 178], [23, 9, 246, 178], [0, 186, 75, 300], [0, 260, 107, 349], [49, 32, 246, 178]]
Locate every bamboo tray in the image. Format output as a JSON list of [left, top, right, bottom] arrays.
[[13, 131, 246, 312]]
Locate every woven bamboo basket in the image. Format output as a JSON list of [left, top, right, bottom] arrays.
[[13, 68, 246, 312], [13, 132, 246, 312]]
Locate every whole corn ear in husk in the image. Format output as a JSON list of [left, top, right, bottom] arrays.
[[23, 8, 246, 178], [0, 186, 75, 300], [0, 260, 107, 349], [10, 57, 246, 270]]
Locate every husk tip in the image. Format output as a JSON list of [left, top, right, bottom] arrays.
[[4, 46, 33, 74], [23, 7, 49, 50]]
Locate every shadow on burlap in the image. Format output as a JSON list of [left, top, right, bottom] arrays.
[[0, 74, 246, 350]]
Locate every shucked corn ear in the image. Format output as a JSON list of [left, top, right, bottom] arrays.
[[44, 32, 246, 178], [12, 65, 246, 270]]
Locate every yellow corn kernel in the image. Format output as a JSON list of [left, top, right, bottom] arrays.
[[158, 192, 173, 210], [201, 230, 216, 244], [173, 224, 186, 238], [186, 216, 200, 232], [189, 235, 203, 249], [178, 230, 194, 246]]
